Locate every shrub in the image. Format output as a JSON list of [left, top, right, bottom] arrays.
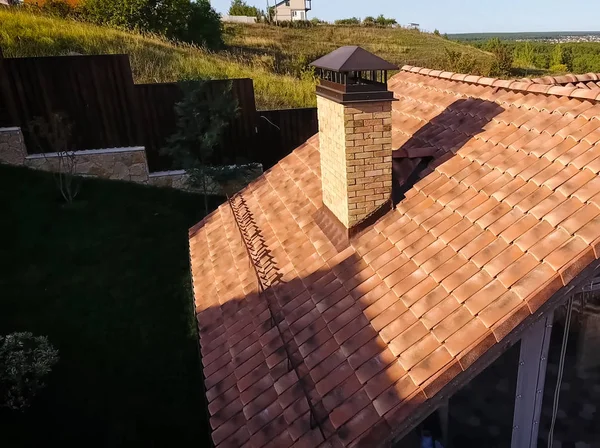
[[0, 332, 59, 412], [29, 0, 80, 18], [363, 16, 376, 27], [486, 38, 513, 77], [178, 0, 223, 49], [549, 64, 568, 73], [228, 0, 262, 18], [275, 20, 314, 28], [334, 17, 360, 26], [551, 45, 574, 72], [81, 0, 223, 49], [28, 113, 81, 204], [375, 14, 397, 27], [514, 41, 535, 68], [444, 48, 476, 74]]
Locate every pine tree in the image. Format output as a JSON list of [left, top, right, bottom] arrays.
[[162, 81, 256, 214]]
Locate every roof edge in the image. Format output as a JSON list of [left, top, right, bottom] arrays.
[[369, 256, 600, 447], [400, 65, 600, 101]]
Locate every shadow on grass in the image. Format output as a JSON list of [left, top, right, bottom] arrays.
[[0, 165, 221, 447]]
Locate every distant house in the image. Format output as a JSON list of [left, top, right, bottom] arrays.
[[274, 0, 311, 22], [409, 22, 420, 29]]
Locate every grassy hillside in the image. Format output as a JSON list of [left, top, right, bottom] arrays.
[[0, 9, 495, 108], [224, 23, 495, 77]]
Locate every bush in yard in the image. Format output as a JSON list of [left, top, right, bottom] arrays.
[[28, 113, 81, 204], [0, 332, 59, 412]]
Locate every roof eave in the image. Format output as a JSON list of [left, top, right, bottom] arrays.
[[371, 258, 600, 447]]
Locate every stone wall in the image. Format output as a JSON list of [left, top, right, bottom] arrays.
[[24, 147, 150, 183], [317, 97, 393, 228], [148, 170, 190, 189], [0, 127, 262, 193], [0, 127, 27, 166]]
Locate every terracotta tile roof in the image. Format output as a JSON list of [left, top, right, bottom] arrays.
[[523, 73, 600, 90], [189, 65, 600, 447]]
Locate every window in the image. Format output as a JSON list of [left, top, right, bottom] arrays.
[[285, 1, 289, 6]]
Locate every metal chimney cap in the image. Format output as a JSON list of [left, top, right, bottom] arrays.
[[310, 46, 398, 72]]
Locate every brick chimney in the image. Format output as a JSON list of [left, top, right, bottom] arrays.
[[311, 47, 397, 231]]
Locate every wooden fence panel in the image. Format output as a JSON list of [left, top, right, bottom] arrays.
[[0, 54, 141, 153], [135, 83, 182, 172], [135, 79, 259, 172], [0, 51, 317, 173], [0, 49, 16, 127], [257, 108, 318, 169]]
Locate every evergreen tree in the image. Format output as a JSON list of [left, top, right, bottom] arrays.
[[162, 81, 256, 214]]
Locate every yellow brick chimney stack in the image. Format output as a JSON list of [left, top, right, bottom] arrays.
[[311, 46, 397, 230]]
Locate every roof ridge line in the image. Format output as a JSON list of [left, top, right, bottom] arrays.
[[525, 72, 600, 85], [400, 65, 600, 102]]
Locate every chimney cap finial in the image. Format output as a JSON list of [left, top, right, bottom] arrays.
[[310, 46, 398, 72]]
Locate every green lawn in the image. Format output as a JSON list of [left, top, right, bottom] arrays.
[[0, 165, 213, 447]]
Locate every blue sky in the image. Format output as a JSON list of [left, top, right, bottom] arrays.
[[210, 0, 600, 34]]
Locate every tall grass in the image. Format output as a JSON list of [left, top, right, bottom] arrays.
[[0, 9, 316, 109], [224, 23, 496, 76]]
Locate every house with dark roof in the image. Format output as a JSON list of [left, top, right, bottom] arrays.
[[189, 47, 600, 447]]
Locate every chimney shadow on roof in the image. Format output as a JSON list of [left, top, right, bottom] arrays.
[[195, 243, 448, 447], [391, 98, 505, 206]]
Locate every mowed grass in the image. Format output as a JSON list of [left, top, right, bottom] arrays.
[[0, 9, 495, 109], [0, 164, 214, 447], [0, 9, 315, 109]]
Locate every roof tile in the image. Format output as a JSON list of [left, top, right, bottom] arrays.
[[192, 67, 600, 447], [408, 346, 454, 385]]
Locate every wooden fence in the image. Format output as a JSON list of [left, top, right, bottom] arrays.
[[258, 108, 319, 169], [0, 54, 141, 151], [135, 79, 260, 170], [0, 51, 318, 172]]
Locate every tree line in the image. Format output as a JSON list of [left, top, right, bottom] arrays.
[[465, 38, 600, 75], [18, 0, 224, 49]]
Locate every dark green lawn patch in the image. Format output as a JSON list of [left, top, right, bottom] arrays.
[[0, 165, 214, 447]]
